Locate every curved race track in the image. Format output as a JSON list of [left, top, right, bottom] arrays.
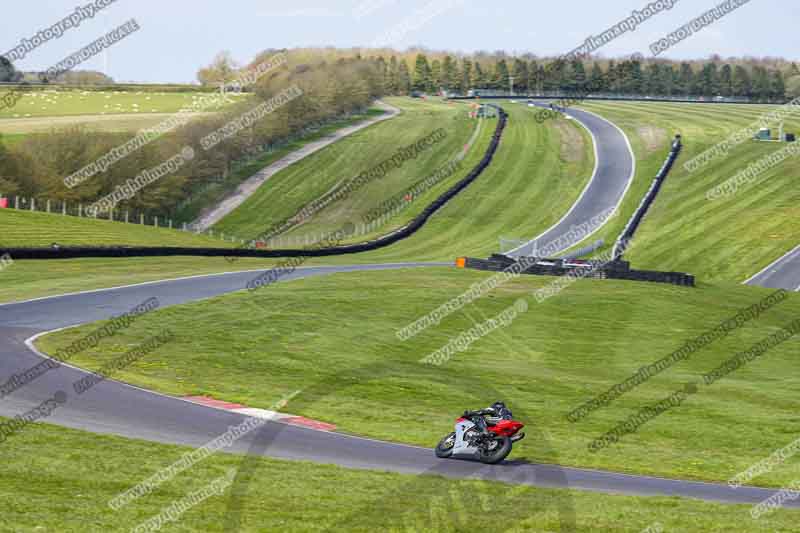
[[745, 243, 800, 291], [508, 103, 635, 258], [2, 106, 794, 509]]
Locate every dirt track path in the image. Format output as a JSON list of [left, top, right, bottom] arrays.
[[190, 101, 401, 231]]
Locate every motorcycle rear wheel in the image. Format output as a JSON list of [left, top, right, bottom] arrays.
[[435, 432, 456, 458], [478, 436, 512, 464]]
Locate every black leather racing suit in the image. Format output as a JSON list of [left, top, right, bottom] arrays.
[[463, 404, 513, 435]]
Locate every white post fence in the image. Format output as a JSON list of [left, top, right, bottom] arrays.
[[0, 194, 262, 248]]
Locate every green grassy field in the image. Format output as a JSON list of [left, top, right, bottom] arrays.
[[0, 89, 240, 119], [7, 95, 800, 532], [2, 97, 592, 265], [37, 268, 800, 489], [5, 419, 797, 532], [214, 97, 594, 262], [274, 102, 495, 245], [176, 108, 388, 224], [0, 109, 390, 254], [212, 97, 480, 239], [339, 99, 593, 262], [0, 133, 28, 146], [0, 113, 206, 135], [0, 257, 284, 305], [0, 209, 237, 249], [570, 101, 800, 282]]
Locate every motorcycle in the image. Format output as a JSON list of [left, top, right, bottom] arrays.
[[435, 409, 525, 464]]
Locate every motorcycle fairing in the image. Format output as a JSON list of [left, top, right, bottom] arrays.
[[452, 417, 480, 457]]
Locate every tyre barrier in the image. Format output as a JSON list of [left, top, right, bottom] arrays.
[[459, 256, 695, 287], [2, 107, 508, 260], [611, 135, 682, 259]]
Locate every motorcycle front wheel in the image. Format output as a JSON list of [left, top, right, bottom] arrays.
[[478, 436, 512, 464], [435, 432, 456, 458]]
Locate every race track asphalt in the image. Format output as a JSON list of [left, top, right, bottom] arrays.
[[2, 264, 796, 508], [2, 104, 794, 510], [745, 243, 800, 292], [507, 103, 635, 258]]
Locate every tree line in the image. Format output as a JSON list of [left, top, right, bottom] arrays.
[[0, 50, 386, 221], [2, 47, 798, 226], [373, 52, 795, 101], [0, 55, 114, 85]]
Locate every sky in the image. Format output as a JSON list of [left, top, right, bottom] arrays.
[[2, 0, 798, 84]]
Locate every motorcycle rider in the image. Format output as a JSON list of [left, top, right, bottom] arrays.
[[463, 401, 513, 436]]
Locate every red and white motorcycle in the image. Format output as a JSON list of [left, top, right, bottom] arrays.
[[435, 405, 525, 464]]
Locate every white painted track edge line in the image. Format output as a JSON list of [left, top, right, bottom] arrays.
[[23, 329, 430, 445], [0, 262, 449, 308], [566, 107, 637, 249], [22, 322, 790, 491], [19, 301, 784, 491], [506, 106, 600, 256], [547, 106, 638, 257], [742, 243, 800, 285], [507, 104, 636, 257], [23, 329, 312, 432], [0, 267, 275, 308]]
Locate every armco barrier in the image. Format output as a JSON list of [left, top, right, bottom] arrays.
[[612, 135, 682, 258], [2, 106, 508, 260], [460, 256, 694, 287]]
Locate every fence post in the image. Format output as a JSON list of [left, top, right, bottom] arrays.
[[13, 196, 17, 209], [183, 222, 187, 231], [46, 199, 51, 213], [78, 204, 82, 217], [30, 198, 35, 211], [109, 209, 113, 221], [125, 211, 129, 223], [154, 216, 158, 227], [169, 219, 172, 229], [140, 213, 145, 225], [62, 201, 67, 215]]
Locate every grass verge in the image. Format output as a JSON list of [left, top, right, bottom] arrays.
[[573, 101, 800, 282], [175, 108, 388, 224], [261, 97, 594, 263], [36, 268, 800, 488], [0, 257, 282, 305], [0, 209, 237, 249], [2, 416, 799, 531]]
